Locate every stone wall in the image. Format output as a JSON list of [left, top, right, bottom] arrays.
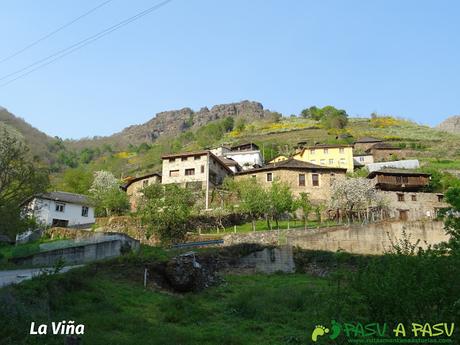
[[234, 168, 346, 203], [222, 220, 448, 255], [379, 191, 448, 221]]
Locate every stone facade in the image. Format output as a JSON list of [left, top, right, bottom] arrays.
[[235, 159, 346, 204], [379, 190, 447, 221], [353, 138, 383, 152], [162, 151, 231, 187], [369, 147, 407, 162], [124, 173, 161, 211], [162, 151, 233, 208]]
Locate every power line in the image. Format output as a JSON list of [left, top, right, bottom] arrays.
[[0, 0, 173, 88], [0, 0, 115, 65]]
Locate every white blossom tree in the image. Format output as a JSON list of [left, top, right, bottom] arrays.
[[329, 178, 387, 223], [89, 170, 129, 216]]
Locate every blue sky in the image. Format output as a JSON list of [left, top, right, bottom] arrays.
[[0, 0, 459, 139]]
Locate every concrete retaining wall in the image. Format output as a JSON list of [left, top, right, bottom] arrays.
[[11, 234, 140, 266], [223, 220, 448, 255]]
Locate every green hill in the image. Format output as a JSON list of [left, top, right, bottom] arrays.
[[2, 102, 459, 189]]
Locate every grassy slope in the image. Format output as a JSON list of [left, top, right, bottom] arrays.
[[0, 252, 337, 345], [2, 245, 459, 345]]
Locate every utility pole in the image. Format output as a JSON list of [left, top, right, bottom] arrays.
[[205, 151, 210, 210]]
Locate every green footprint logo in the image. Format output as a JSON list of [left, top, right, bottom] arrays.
[[312, 325, 329, 342], [329, 320, 341, 340]]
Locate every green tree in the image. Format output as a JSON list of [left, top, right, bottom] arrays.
[[230, 179, 268, 231], [0, 129, 49, 237], [320, 106, 348, 129], [60, 167, 93, 195], [440, 187, 460, 254], [268, 181, 294, 229], [221, 116, 235, 132], [235, 118, 246, 132], [137, 184, 194, 244], [300, 106, 322, 120], [296, 192, 312, 230]]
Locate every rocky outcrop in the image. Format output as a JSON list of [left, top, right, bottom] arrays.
[[108, 100, 274, 145], [436, 115, 460, 134]]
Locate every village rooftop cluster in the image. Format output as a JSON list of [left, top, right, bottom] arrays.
[[24, 137, 447, 229]]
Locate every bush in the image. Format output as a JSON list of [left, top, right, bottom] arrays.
[[350, 254, 460, 323]]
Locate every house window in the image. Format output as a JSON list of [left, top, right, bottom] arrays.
[[339, 158, 346, 165], [310, 149, 315, 154], [55, 203, 65, 213], [438, 194, 444, 202], [402, 176, 409, 183], [330, 173, 336, 186], [324, 148, 328, 154], [169, 170, 179, 177], [201, 165, 205, 173], [359, 157, 364, 162], [194, 155, 201, 160], [267, 173, 273, 182], [299, 174, 305, 186], [397, 193, 405, 202], [143, 180, 149, 187], [339, 148, 345, 154], [185, 168, 195, 176], [81, 206, 89, 217], [168, 158, 175, 163], [411, 195, 417, 201], [329, 159, 334, 164], [396, 176, 402, 183], [320, 159, 326, 165], [181, 157, 188, 161], [312, 174, 319, 187]]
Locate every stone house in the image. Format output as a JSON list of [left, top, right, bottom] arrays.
[[367, 169, 447, 221], [234, 158, 347, 204], [161, 151, 233, 209], [121, 173, 162, 211], [366, 142, 407, 162], [353, 137, 383, 152], [293, 144, 354, 173], [22, 191, 95, 227], [378, 190, 447, 221]]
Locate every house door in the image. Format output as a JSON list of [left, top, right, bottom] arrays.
[[399, 210, 409, 221], [52, 219, 69, 227]]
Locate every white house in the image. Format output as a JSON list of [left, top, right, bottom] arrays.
[[23, 191, 95, 227], [211, 143, 263, 170]]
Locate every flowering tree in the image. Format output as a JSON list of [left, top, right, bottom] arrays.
[[89, 170, 129, 217], [329, 178, 387, 223]]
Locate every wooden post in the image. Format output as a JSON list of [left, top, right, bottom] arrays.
[[234, 225, 237, 233], [144, 268, 148, 288]]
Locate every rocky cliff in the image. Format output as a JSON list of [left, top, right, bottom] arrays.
[[436, 115, 460, 134], [109, 100, 273, 144]]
